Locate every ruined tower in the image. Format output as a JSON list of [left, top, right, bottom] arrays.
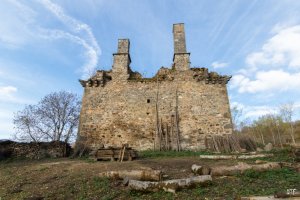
[[78, 23, 233, 151]]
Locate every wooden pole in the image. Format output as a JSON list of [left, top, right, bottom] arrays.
[[155, 76, 160, 151], [118, 145, 123, 162], [175, 87, 181, 151], [170, 115, 174, 150], [160, 118, 163, 151], [120, 145, 126, 162], [166, 124, 169, 151]]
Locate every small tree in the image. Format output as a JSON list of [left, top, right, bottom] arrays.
[[13, 91, 81, 143], [279, 102, 296, 144], [231, 105, 243, 133]]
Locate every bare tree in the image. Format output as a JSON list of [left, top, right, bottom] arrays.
[[13, 105, 43, 142], [13, 91, 81, 143], [279, 102, 296, 144]]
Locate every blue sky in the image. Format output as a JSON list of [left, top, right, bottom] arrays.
[[1, 0, 300, 139]]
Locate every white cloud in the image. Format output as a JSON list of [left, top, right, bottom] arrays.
[[245, 106, 274, 118], [0, 85, 27, 104], [0, 86, 17, 99], [230, 70, 300, 93], [211, 61, 228, 69], [0, 85, 32, 104], [231, 24, 300, 94], [246, 25, 300, 70], [231, 101, 300, 120], [231, 101, 275, 119]]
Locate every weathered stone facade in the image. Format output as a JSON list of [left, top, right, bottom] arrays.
[[78, 24, 233, 151]]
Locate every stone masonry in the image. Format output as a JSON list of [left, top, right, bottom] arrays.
[[78, 23, 233, 151]]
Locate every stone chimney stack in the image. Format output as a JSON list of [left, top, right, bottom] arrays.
[[173, 23, 190, 71], [112, 39, 131, 80]]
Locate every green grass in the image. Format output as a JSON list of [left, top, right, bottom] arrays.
[[245, 147, 295, 163], [139, 150, 211, 158], [139, 147, 296, 162]]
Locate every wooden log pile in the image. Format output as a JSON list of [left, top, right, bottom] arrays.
[[205, 134, 257, 153], [91, 145, 138, 161], [98, 160, 293, 194]]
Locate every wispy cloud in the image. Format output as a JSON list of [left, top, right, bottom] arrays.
[[38, 0, 101, 78], [0, 0, 100, 78], [0, 0, 36, 48]]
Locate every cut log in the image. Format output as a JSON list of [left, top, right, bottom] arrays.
[[191, 164, 211, 175], [199, 155, 237, 159], [251, 162, 282, 171], [199, 154, 273, 160], [255, 160, 268, 164], [274, 191, 300, 198], [128, 175, 212, 193], [211, 162, 281, 176], [242, 193, 300, 199], [99, 169, 162, 181], [237, 154, 273, 159]]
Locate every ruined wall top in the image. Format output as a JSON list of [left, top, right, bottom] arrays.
[[79, 23, 231, 87]]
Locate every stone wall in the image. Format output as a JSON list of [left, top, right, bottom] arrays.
[[0, 140, 71, 160], [79, 69, 232, 150], [78, 23, 233, 151]]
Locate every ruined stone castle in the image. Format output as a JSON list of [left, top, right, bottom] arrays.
[[78, 23, 233, 151]]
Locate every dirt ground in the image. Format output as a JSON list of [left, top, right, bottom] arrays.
[[0, 156, 299, 200]]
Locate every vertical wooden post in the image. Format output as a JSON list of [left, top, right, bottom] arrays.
[[170, 115, 174, 150], [175, 87, 181, 151], [155, 76, 161, 151], [160, 118, 163, 151], [166, 124, 169, 151]]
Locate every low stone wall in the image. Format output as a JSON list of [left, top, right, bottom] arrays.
[[0, 140, 71, 160]]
